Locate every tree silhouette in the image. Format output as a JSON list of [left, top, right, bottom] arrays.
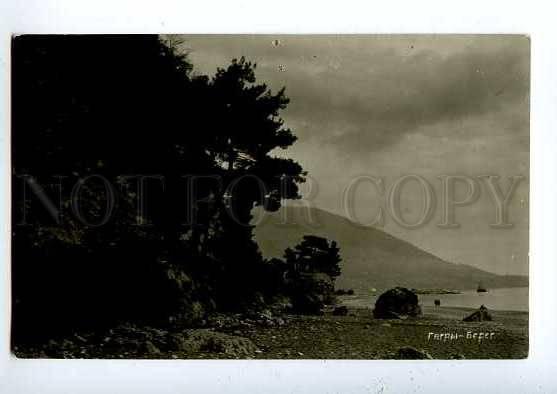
[[283, 235, 342, 314], [284, 235, 342, 279], [11, 35, 309, 342], [199, 57, 306, 308], [12, 35, 213, 340]]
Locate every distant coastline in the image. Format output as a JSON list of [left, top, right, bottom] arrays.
[[411, 288, 462, 295], [256, 206, 529, 293], [341, 287, 529, 312]]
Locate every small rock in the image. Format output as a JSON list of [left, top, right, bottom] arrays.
[[141, 340, 161, 355], [393, 346, 432, 360], [175, 329, 259, 356], [332, 306, 349, 316], [463, 305, 493, 322], [259, 309, 273, 320]]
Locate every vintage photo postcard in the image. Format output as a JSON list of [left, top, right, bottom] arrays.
[[11, 34, 529, 359]]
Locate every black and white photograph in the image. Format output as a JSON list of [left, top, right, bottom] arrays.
[[11, 34, 530, 360], [4, 2, 557, 390]]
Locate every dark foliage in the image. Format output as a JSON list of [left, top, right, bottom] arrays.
[[284, 235, 342, 279], [282, 235, 342, 313], [11, 35, 308, 343]]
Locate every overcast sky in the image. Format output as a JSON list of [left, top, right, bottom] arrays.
[[179, 35, 529, 276]]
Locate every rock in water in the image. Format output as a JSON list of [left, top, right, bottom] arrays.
[[463, 305, 493, 322], [332, 306, 349, 316], [373, 287, 422, 319]]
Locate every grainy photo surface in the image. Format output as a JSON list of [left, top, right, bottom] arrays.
[[11, 35, 529, 359]]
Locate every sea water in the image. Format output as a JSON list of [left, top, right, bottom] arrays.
[[417, 287, 529, 312], [342, 287, 529, 312]]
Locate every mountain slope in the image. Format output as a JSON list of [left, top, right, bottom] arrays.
[[254, 207, 528, 292]]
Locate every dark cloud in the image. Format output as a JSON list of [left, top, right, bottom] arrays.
[[181, 36, 529, 276], [183, 35, 529, 156], [284, 40, 529, 155]]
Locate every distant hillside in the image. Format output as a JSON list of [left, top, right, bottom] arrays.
[[254, 207, 528, 292]]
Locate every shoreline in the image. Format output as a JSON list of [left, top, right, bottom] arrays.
[[344, 304, 529, 314], [245, 305, 528, 359], [13, 304, 528, 360], [339, 286, 529, 313]]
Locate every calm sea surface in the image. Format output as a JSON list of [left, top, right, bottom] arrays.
[[341, 287, 529, 312]]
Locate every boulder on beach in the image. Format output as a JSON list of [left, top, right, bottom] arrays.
[[373, 287, 422, 319], [463, 305, 493, 322], [171, 329, 259, 356]]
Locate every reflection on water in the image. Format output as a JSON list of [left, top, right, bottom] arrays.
[[342, 287, 529, 312]]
